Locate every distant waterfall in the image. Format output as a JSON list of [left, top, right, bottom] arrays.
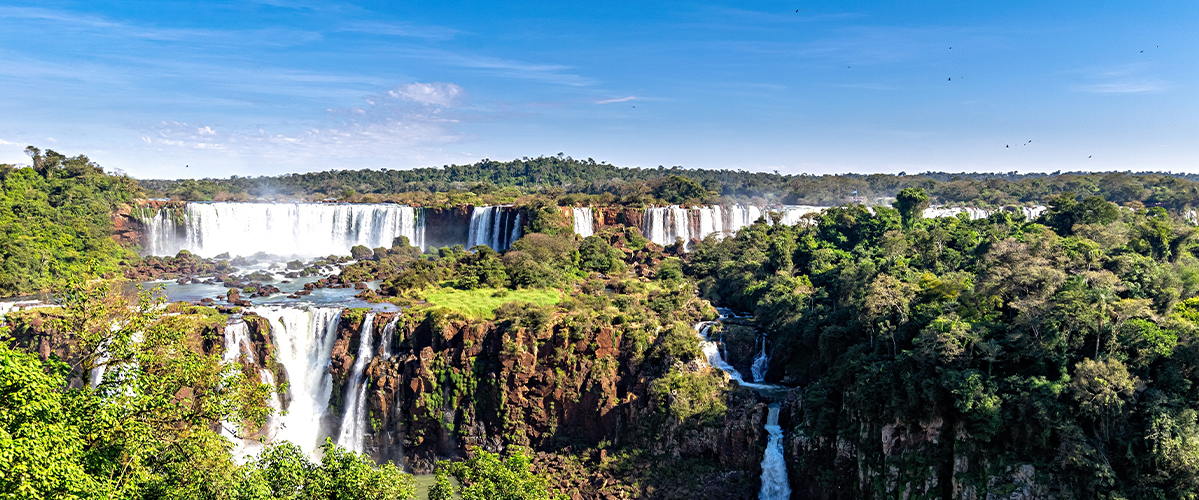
[[137, 202, 425, 257], [467, 206, 522, 251], [337, 313, 375, 454], [759, 404, 792, 500], [922, 205, 1047, 221], [248, 305, 342, 456], [642, 205, 826, 250], [572, 207, 594, 237]]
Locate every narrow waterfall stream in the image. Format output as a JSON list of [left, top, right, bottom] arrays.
[[759, 405, 792, 500], [751, 337, 771, 383], [337, 313, 376, 454], [694, 320, 791, 497]]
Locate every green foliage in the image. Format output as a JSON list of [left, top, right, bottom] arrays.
[[1039, 192, 1120, 235], [422, 288, 562, 319], [648, 368, 728, 424], [235, 439, 415, 500], [0, 341, 97, 499], [0, 147, 141, 296], [652, 175, 708, 204], [577, 236, 626, 274], [436, 447, 566, 500], [893, 187, 929, 229], [686, 196, 1199, 496]]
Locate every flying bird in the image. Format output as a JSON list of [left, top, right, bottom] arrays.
[[1089, 156, 1092, 158], [1006, 145, 1009, 148]]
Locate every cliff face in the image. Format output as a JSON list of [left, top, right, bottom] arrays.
[[421, 206, 473, 249], [777, 390, 1059, 500], [595, 207, 645, 229], [323, 307, 769, 497]]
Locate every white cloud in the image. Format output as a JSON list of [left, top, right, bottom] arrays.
[[388, 82, 463, 107], [0, 139, 14, 145], [1072, 64, 1168, 94], [1073, 81, 1166, 94], [144, 82, 469, 163], [596, 96, 637, 104]]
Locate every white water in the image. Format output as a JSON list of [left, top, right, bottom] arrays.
[[759, 404, 792, 500], [694, 320, 791, 498], [572, 207, 594, 237], [221, 321, 265, 457], [248, 305, 342, 456], [337, 313, 375, 454], [751, 336, 770, 383], [138, 202, 425, 257], [143, 207, 179, 256], [922, 205, 1047, 221], [467, 206, 522, 251], [643, 205, 827, 250], [379, 315, 400, 360], [695, 322, 776, 391]]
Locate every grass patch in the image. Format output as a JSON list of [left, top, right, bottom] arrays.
[[422, 287, 562, 319]]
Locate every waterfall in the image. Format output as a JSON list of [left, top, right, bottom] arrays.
[[694, 321, 773, 390], [572, 207, 594, 237], [221, 320, 264, 457], [759, 404, 792, 500], [751, 336, 770, 383], [139, 207, 178, 256], [725, 205, 763, 235], [248, 305, 342, 456], [379, 315, 400, 360], [643, 205, 830, 250], [139, 202, 425, 257], [337, 313, 376, 454], [467, 206, 522, 251]]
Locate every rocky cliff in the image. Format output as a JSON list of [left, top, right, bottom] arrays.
[[321, 305, 771, 498]]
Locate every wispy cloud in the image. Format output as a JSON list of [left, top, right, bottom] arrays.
[[1074, 81, 1166, 94], [388, 82, 464, 107], [142, 81, 470, 162], [0, 139, 15, 145], [1072, 64, 1169, 94], [596, 96, 636, 104]]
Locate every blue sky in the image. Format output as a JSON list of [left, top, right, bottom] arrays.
[[0, 1, 1194, 179]]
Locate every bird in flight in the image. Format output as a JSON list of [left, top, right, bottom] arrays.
[[1089, 156, 1092, 158]]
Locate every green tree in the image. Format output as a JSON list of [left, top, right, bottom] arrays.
[[436, 447, 565, 500], [0, 342, 98, 500], [893, 187, 929, 229]]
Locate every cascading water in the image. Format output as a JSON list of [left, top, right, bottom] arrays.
[[467, 206, 522, 251], [572, 207, 595, 237], [751, 336, 771, 383], [142, 207, 178, 256], [694, 320, 790, 498], [379, 315, 400, 360], [138, 202, 425, 257], [759, 404, 792, 500], [643, 205, 828, 250], [337, 313, 376, 454], [221, 320, 263, 457], [248, 305, 342, 456]]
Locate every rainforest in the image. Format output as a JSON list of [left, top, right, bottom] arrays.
[[7, 149, 1199, 499]]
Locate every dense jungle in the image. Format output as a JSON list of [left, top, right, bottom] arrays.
[[6, 148, 1199, 499]]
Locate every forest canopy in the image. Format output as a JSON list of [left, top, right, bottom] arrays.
[[132, 153, 1199, 211]]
